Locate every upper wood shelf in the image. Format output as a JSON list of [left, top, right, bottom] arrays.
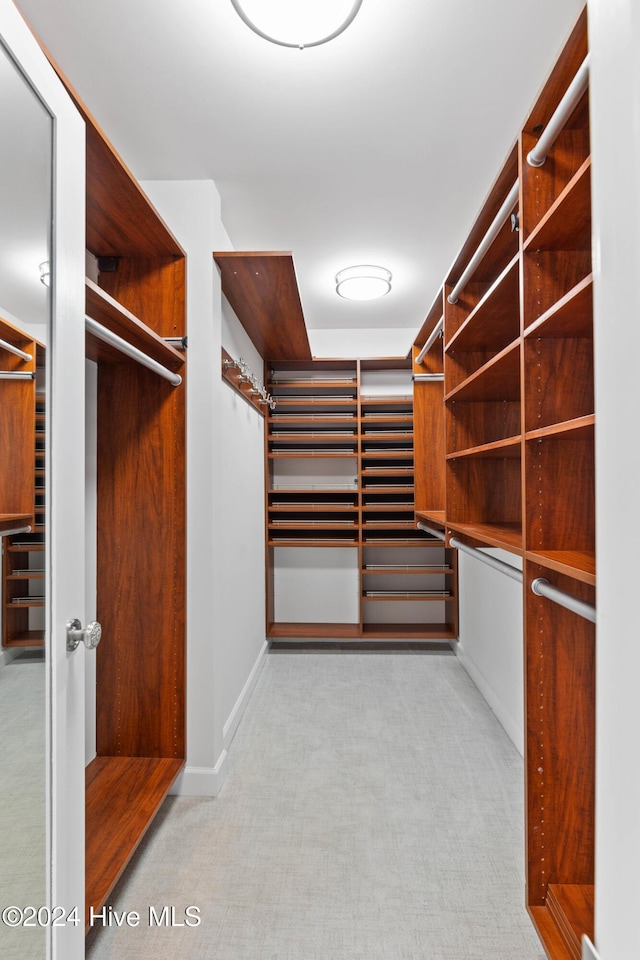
[[524, 275, 593, 338], [446, 255, 520, 354], [214, 252, 311, 362], [524, 158, 591, 253], [85, 279, 185, 371]]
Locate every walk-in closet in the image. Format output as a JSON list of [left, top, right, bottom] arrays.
[[2, 1, 639, 959]]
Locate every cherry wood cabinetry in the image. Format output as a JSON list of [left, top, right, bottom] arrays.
[[265, 359, 457, 641], [53, 78, 187, 925], [1, 322, 43, 648], [411, 9, 594, 957]]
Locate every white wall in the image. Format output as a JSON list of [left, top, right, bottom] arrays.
[[218, 297, 267, 750], [456, 550, 524, 756], [140, 179, 266, 796], [588, 2, 640, 958]]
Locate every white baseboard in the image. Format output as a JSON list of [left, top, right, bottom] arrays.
[[223, 639, 268, 751], [169, 751, 228, 798], [582, 937, 600, 960], [456, 643, 524, 757]]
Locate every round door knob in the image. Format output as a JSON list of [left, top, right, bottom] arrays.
[[66, 618, 102, 652]]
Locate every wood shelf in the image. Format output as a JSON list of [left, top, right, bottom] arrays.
[[446, 521, 523, 554], [445, 340, 520, 402], [525, 415, 594, 441], [524, 158, 591, 253], [85, 756, 183, 926], [268, 622, 361, 639], [3, 630, 45, 647], [446, 436, 521, 460], [524, 275, 593, 338], [361, 623, 457, 639], [525, 549, 595, 585], [266, 360, 455, 641], [85, 278, 185, 371], [446, 254, 520, 356], [213, 251, 311, 362]]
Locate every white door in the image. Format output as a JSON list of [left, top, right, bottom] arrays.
[[0, 4, 86, 959]]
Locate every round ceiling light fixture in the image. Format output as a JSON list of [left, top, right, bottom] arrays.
[[230, 0, 364, 50], [335, 264, 392, 301]]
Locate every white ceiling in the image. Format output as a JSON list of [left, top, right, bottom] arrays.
[[15, 0, 584, 355]]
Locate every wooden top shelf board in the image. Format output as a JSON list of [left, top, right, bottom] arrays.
[[40, 48, 183, 259], [214, 252, 312, 362]]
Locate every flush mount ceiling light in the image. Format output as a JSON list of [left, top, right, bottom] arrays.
[[335, 265, 392, 301], [230, 0, 364, 49]]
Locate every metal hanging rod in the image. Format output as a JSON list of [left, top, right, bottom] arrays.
[[449, 537, 523, 583], [85, 317, 182, 386], [0, 371, 35, 380], [0, 525, 32, 538], [531, 577, 596, 623], [527, 55, 590, 167], [416, 316, 444, 364], [417, 521, 446, 542], [412, 373, 445, 383], [0, 337, 32, 362], [447, 180, 520, 304], [164, 336, 188, 350]]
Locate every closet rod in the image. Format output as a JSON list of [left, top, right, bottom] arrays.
[[449, 537, 523, 583], [85, 317, 182, 386], [0, 337, 32, 362], [527, 55, 590, 167], [531, 577, 596, 623], [447, 180, 519, 304], [417, 521, 446, 542], [416, 316, 444, 364], [0, 371, 35, 380], [412, 373, 444, 383], [0, 525, 31, 538]]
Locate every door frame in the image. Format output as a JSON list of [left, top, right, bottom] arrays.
[[0, 3, 86, 957]]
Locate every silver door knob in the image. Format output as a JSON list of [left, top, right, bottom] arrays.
[[66, 618, 102, 652]]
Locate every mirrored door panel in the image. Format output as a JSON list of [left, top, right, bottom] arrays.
[[0, 33, 51, 960]]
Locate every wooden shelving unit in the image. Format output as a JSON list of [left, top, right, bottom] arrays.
[[265, 358, 457, 640], [1, 322, 43, 650], [50, 72, 187, 927], [412, 9, 594, 958]]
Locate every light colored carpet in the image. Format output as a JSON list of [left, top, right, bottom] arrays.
[[87, 652, 546, 960], [0, 654, 46, 960]]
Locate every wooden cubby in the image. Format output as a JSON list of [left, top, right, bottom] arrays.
[[265, 358, 457, 640], [49, 74, 187, 926], [412, 8, 594, 957]]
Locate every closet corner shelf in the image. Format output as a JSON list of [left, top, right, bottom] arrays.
[[523, 156, 591, 252], [85, 756, 184, 928], [85, 279, 185, 371], [446, 521, 523, 555]]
